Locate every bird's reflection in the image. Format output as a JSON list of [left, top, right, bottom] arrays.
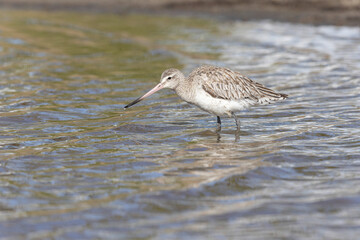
[[159, 139, 270, 190]]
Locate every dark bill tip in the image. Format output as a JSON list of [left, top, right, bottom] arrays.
[[124, 96, 142, 109]]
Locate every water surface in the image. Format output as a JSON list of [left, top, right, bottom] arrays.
[[0, 9, 359, 239]]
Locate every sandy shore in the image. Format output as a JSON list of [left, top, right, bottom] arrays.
[[0, 0, 359, 26]]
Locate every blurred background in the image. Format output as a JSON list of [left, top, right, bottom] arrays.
[[0, 0, 359, 25], [0, 0, 359, 239]]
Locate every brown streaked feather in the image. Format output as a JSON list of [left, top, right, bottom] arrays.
[[197, 65, 287, 104]]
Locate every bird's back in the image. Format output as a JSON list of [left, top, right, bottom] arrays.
[[189, 65, 287, 106]]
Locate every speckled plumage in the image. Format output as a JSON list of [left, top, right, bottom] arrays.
[[188, 65, 287, 103], [124, 65, 288, 131]]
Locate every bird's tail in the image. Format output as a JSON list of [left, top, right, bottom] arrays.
[[279, 93, 288, 99], [258, 92, 288, 105]]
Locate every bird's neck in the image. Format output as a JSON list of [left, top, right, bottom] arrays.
[[175, 79, 195, 104]]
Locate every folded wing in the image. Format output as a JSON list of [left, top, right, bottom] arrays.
[[201, 67, 287, 105]]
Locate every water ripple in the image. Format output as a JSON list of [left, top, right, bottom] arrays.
[[0, 11, 359, 239]]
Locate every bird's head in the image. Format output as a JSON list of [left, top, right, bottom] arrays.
[[159, 68, 184, 90]]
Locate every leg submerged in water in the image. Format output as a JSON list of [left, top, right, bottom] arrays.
[[232, 113, 241, 142], [216, 116, 221, 132], [232, 113, 240, 131]]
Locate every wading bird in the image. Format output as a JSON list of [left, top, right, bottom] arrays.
[[124, 65, 288, 131]]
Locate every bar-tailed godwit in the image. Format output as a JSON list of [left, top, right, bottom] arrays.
[[124, 65, 288, 131]]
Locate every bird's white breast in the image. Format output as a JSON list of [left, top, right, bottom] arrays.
[[187, 86, 253, 117]]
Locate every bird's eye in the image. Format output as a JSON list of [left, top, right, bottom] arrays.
[[167, 76, 172, 80]]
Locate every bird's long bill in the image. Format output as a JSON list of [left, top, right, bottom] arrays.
[[124, 83, 164, 109]]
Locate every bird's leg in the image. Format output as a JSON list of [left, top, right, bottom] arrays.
[[232, 113, 240, 132], [216, 116, 221, 132], [232, 113, 241, 141]]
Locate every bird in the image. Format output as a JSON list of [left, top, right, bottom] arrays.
[[124, 65, 288, 131]]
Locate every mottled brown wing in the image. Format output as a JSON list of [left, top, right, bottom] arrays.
[[201, 67, 287, 104]]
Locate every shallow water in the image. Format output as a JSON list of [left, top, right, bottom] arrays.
[[0, 9, 359, 239]]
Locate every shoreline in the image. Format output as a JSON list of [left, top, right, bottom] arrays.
[[0, 0, 359, 26]]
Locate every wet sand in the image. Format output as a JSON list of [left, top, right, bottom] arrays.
[[0, 0, 359, 26]]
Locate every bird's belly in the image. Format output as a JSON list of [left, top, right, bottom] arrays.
[[188, 91, 252, 117]]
